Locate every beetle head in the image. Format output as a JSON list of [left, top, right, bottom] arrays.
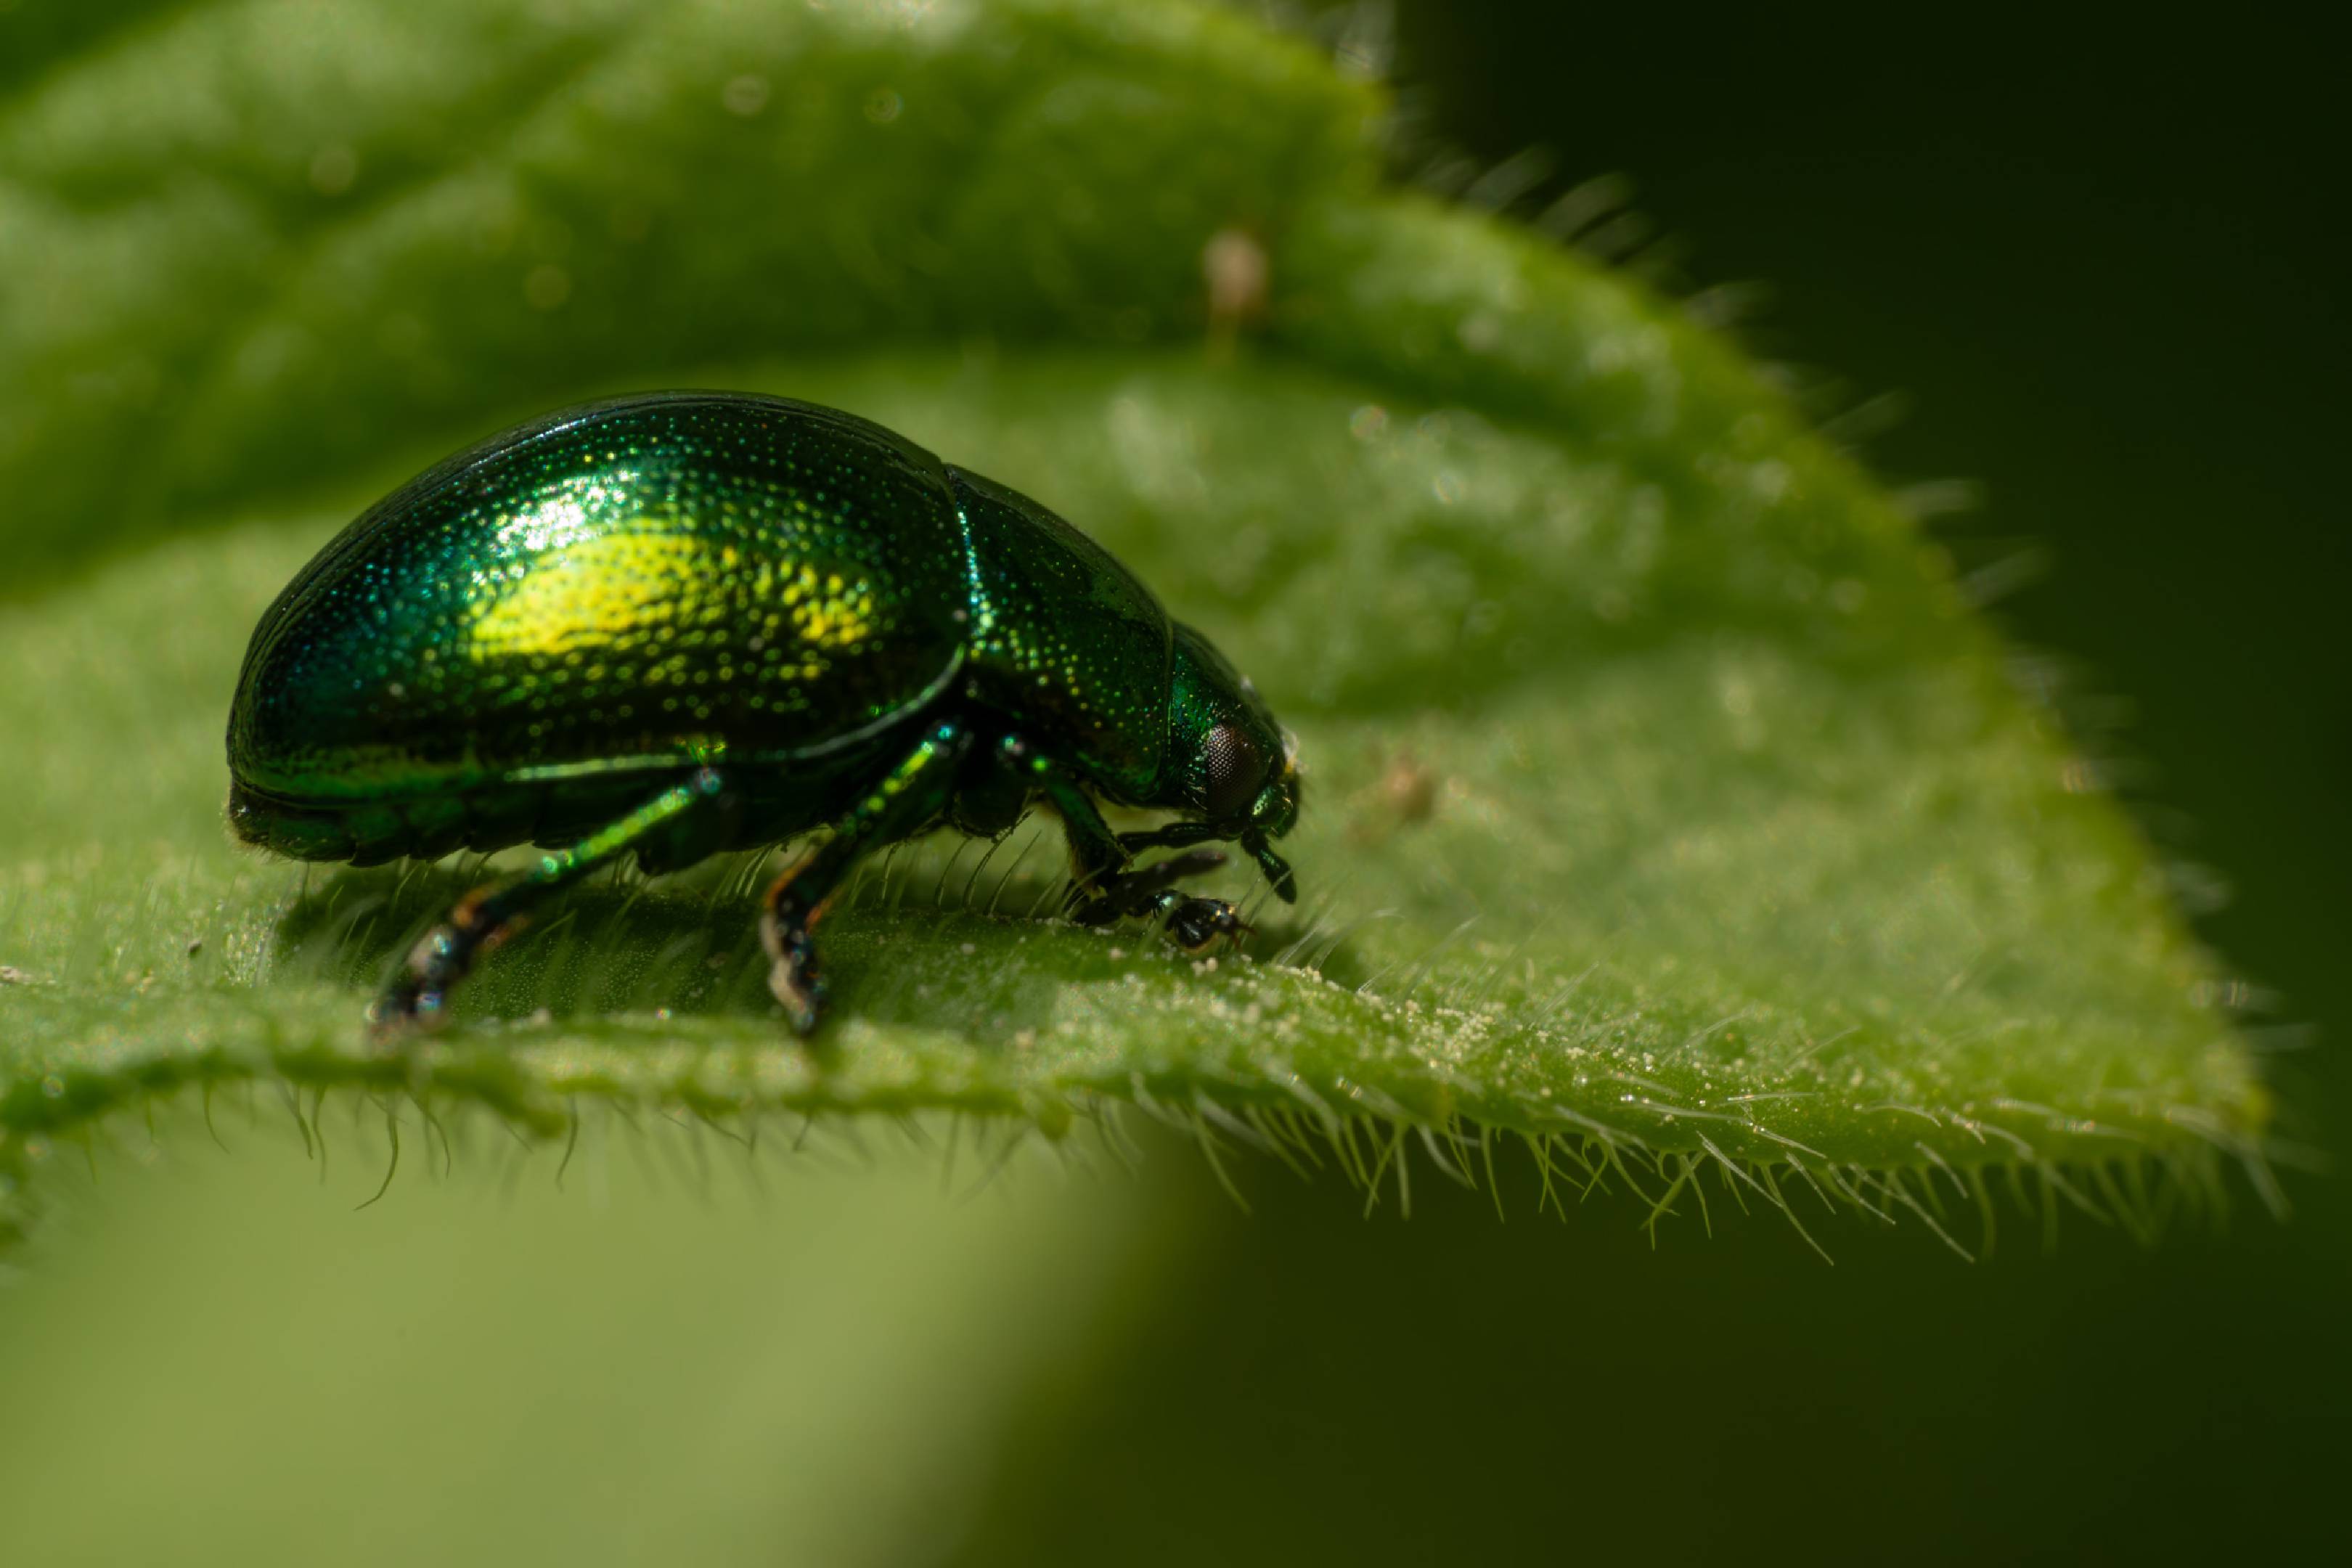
[[1165, 623, 1300, 902]]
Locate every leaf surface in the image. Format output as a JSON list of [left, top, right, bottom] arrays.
[[0, 0, 2266, 1248]]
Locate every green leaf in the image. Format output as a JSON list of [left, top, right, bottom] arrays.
[[0, 0, 2267, 1251]]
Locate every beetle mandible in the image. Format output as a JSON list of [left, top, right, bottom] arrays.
[[226, 392, 1301, 1036]]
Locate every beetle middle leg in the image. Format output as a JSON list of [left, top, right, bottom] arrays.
[[762, 721, 976, 1034], [371, 768, 730, 1038]]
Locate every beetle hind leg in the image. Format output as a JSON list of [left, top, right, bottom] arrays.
[[370, 769, 730, 1040]]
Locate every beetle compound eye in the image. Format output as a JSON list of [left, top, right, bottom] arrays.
[[1201, 722, 1265, 822]]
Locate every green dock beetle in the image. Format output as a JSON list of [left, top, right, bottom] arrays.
[[226, 392, 1301, 1037]]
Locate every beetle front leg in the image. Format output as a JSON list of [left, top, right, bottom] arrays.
[[372, 768, 730, 1039], [761, 722, 973, 1034], [1069, 847, 1252, 950], [1001, 738, 1248, 952]]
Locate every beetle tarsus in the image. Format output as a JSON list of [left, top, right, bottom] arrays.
[[1168, 894, 1249, 950], [1069, 850, 1248, 951], [368, 891, 520, 1043], [761, 859, 831, 1034], [368, 930, 457, 1038], [760, 902, 828, 1036], [1071, 847, 1227, 923]]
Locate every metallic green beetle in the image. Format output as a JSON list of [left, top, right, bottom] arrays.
[[226, 391, 1301, 1036]]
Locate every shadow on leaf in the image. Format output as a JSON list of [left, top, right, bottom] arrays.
[[268, 833, 1357, 1040]]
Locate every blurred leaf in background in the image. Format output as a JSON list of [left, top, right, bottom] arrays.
[[0, 0, 2337, 1562]]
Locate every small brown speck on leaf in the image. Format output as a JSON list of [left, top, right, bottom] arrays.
[[1347, 747, 1440, 845]]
